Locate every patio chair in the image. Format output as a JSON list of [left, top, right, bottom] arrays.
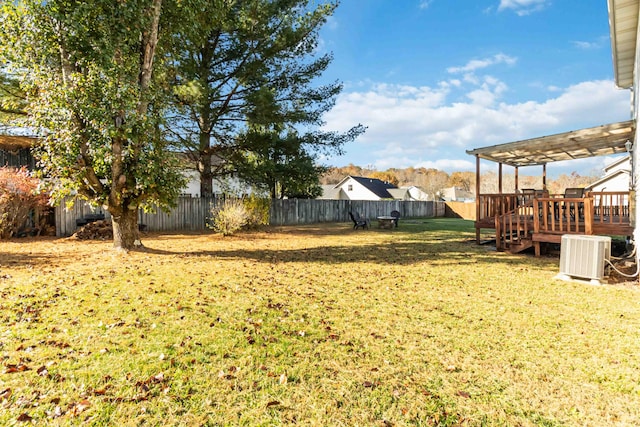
[[563, 188, 585, 219], [390, 210, 400, 227], [349, 212, 368, 230]]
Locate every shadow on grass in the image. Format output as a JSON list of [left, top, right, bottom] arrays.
[[139, 240, 495, 267], [1, 218, 552, 269], [0, 251, 58, 268]]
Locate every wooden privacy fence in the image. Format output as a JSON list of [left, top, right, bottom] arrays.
[[55, 197, 445, 236], [269, 199, 445, 225]]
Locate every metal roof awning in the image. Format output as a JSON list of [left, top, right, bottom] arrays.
[[466, 120, 635, 167]]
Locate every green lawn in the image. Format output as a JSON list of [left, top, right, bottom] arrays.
[[1, 218, 639, 426]]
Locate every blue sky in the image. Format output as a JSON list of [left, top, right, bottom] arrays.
[[317, 0, 631, 178]]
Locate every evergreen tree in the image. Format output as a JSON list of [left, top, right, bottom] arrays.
[[167, 0, 364, 197]]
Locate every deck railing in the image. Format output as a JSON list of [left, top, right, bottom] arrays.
[[591, 191, 630, 226], [533, 197, 593, 235]]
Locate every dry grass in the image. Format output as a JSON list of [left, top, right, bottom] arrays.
[[1, 218, 640, 426]]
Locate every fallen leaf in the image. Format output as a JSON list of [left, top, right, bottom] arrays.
[[53, 406, 63, 417], [5, 364, 30, 373], [0, 388, 12, 400], [279, 373, 288, 385], [72, 399, 91, 415], [456, 390, 471, 398], [266, 400, 280, 408], [17, 413, 32, 422]]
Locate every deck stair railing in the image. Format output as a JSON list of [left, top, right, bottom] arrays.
[[495, 199, 534, 251]]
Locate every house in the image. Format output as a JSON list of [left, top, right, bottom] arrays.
[[388, 186, 431, 201], [610, 0, 640, 263], [180, 169, 252, 198], [585, 155, 631, 193], [440, 186, 475, 202], [320, 176, 397, 200]]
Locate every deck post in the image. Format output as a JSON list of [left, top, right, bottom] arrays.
[[542, 164, 547, 191], [475, 155, 481, 243], [514, 166, 519, 193], [584, 197, 593, 235], [498, 162, 503, 194]]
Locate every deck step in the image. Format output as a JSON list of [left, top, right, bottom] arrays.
[[506, 238, 533, 254]]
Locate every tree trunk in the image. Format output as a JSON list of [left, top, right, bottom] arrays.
[[111, 208, 141, 250], [199, 151, 213, 197]]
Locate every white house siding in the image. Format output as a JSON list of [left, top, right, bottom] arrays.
[[339, 177, 380, 200], [633, 38, 640, 262], [181, 170, 254, 197], [589, 172, 630, 192]]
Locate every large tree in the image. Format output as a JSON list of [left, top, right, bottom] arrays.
[[0, 0, 186, 250], [167, 0, 363, 197]]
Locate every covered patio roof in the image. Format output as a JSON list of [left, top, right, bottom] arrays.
[[466, 120, 635, 167]]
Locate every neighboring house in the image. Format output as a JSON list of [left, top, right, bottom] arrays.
[[319, 185, 340, 200], [440, 186, 475, 202], [320, 176, 397, 200], [585, 155, 631, 193], [181, 169, 253, 198], [388, 186, 431, 201]]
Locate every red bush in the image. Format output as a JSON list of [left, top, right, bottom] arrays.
[[0, 167, 49, 238]]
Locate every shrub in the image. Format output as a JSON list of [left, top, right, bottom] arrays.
[[207, 196, 271, 235], [243, 195, 270, 228], [207, 198, 250, 236], [0, 167, 49, 239]]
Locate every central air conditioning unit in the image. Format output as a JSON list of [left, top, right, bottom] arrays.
[[558, 235, 611, 284]]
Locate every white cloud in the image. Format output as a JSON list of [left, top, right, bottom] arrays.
[[419, 0, 433, 9], [572, 36, 608, 50], [572, 41, 598, 50], [325, 16, 338, 31], [498, 0, 549, 16], [447, 53, 517, 74], [415, 158, 476, 171], [323, 79, 630, 172]]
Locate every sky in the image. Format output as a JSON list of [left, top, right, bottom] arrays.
[[316, 0, 631, 178]]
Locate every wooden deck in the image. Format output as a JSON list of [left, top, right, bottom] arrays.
[[474, 192, 633, 256]]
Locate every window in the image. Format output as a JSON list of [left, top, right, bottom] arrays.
[[347, 184, 353, 191]]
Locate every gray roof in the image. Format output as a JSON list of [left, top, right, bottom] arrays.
[[350, 176, 397, 199]]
